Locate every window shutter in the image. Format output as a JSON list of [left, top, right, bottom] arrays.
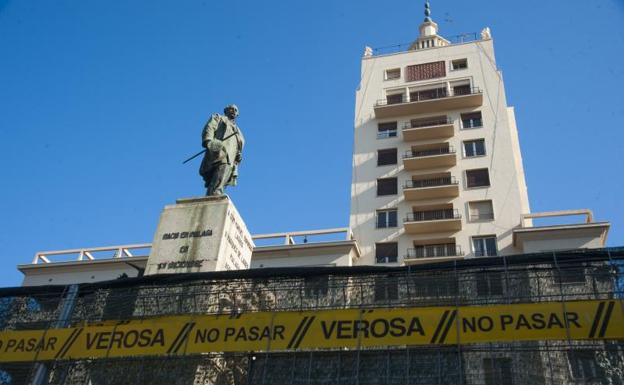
[[406, 61, 446, 82]]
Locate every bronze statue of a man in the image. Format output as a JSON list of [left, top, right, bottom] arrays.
[[199, 104, 244, 196]]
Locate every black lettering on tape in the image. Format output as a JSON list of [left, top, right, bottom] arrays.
[[288, 317, 309, 348], [292, 316, 315, 348], [431, 310, 457, 344], [589, 301, 615, 338], [531, 313, 546, 329], [321, 320, 335, 340], [478, 316, 494, 332], [437, 310, 457, 344], [500, 315, 513, 331], [55, 328, 83, 359], [407, 317, 425, 336], [167, 323, 195, 354]]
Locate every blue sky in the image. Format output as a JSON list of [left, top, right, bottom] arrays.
[[0, 0, 622, 287]]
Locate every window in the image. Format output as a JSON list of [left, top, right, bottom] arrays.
[[377, 177, 397, 196], [374, 276, 399, 301], [376, 209, 398, 228], [377, 148, 397, 166], [451, 58, 468, 70], [463, 139, 486, 157], [567, 350, 601, 380], [377, 121, 397, 139], [469, 200, 494, 221], [483, 358, 513, 385], [386, 93, 404, 105], [303, 276, 329, 298], [385, 68, 400, 80], [472, 236, 497, 256], [375, 242, 398, 263], [410, 87, 446, 102], [406, 61, 446, 82], [477, 272, 503, 296], [466, 168, 490, 188], [461, 112, 483, 128]]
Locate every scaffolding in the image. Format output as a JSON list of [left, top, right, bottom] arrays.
[[0, 248, 623, 385]]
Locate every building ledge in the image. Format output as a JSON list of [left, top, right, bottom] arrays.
[[18, 256, 149, 274], [513, 222, 610, 249], [253, 240, 361, 260]]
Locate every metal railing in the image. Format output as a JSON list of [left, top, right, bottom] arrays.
[[253, 228, 354, 246], [461, 118, 483, 129], [404, 176, 458, 189], [371, 33, 480, 56], [32, 244, 152, 264], [376, 87, 482, 107], [403, 146, 455, 158], [403, 116, 451, 129], [29, 229, 355, 265], [405, 244, 463, 259], [405, 209, 461, 222], [376, 129, 397, 139]]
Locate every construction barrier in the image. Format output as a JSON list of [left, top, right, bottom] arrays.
[[0, 299, 621, 362]]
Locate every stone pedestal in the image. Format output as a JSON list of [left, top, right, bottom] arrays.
[[144, 196, 254, 275]]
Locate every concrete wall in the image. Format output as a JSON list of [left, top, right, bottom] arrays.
[[522, 236, 604, 254], [20, 260, 146, 286], [251, 243, 356, 268]]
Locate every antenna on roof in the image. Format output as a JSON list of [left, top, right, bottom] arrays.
[[424, 1, 432, 22]]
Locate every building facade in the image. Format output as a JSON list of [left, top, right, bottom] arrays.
[[350, 7, 532, 265]]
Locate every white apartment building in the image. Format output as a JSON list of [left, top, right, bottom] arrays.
[[349, 4, 607, 265]]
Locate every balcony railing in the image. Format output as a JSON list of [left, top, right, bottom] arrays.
[[376, 87, 482, 107], [404, 177, 458, 189], [402, 117, 451, 130], [403, 146, 455, 159], [405, 209, 461, 222], [405, 244, 463, 259], [377, 129, 397, 139], [371, 33, 480, 56], [461, 118, 483, 129]]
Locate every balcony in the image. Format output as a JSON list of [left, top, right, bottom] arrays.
[[374, 87, 483, 118], [403, 244, 463, 265], [403, 146, 456, 170], [402, 117, 454, 141], [404, 209, 462, 234], [404, 177, 459, 201]]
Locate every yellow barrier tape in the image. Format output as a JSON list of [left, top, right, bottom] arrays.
[[0, 300, 621, 362]]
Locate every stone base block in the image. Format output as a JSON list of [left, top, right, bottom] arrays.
[[145, 195, 254, 275]]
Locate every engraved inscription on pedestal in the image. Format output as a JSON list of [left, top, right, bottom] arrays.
[[145, 196, 254, 275]]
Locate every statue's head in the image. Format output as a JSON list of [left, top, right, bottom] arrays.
[[224, 104, 239, 119]]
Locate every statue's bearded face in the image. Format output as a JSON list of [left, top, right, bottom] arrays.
[[225, 108, 239, 119]]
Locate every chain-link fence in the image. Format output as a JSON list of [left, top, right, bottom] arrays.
[[1, 248, 623, 385]]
